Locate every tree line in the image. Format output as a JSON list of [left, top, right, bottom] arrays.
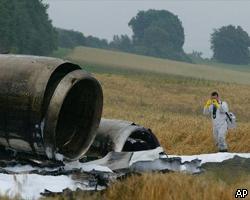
[[0, 0, 57, 55], [0, 0, 249, 65], [57, 10, 191, 62], [56, 9, 250, 65]]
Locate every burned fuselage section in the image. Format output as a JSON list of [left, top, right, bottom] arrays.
[[0, 54, 163, 163], [0, 55, 215, 199], [0, 55, 103, 161], [87, 119, 160, 158]]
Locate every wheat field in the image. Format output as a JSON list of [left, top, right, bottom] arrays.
[[95, 73, 250, 155], [64, 47, 250, 200], [67, 46, 250, 85], [4, 47, 250, 200], [44, 72, 250, 200]]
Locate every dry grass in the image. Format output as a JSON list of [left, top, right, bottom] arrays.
[[84, 72, 249, 200], [4, 48, 250, 200], [38, 66, 250, 200], [67, 46, 250, 85], [44, 49, 250, 200], [96, 73, 250, 155], [43, 172, 250, 200], [104, 173, 250, 200]]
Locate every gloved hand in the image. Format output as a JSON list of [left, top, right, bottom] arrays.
[[212, 99, 220, 108], [204, 99, 212, 108]]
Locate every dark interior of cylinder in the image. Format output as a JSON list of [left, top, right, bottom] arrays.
[[122, 128, 160, 152], [55, 78, 102, 159], [41, 63, 80, 118]]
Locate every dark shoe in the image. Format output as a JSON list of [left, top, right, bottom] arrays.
[[219, 149, 228, 152]]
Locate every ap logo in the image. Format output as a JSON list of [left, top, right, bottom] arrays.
[[235, 189, 248, 198]]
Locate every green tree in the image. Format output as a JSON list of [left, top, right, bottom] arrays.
[[0, 1, 14, 52], [56, 28, 86, 48], [211, 25, 250, 65], [128, 9, 190, 62], [85, 36, 109, 49], [0, 0, 57, 55], [109, 34, 133, 52]]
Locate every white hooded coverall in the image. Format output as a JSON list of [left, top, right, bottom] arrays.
[[203, 101, 229, 151]]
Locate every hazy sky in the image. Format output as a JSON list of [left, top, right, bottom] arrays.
[[44, 0, 250, 58]]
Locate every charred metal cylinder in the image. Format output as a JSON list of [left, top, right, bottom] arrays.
[[0, 55, 103, 160], [87, 118, 160, 157]]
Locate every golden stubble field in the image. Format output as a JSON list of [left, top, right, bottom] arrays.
[[2, 48, 250, 200], [56, 47, 250, 200], [72, 72, 249, 200], [45, 72, 250, 200], [97, 73, 250, 155]]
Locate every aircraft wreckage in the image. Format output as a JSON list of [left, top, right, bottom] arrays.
[[0, 55, 249, 199], [0, 55, 161, 160]]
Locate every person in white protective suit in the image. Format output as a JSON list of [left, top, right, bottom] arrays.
[[203, 91, 229, 152]]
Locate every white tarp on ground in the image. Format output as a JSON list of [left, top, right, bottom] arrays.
[[0, 150, 250, 199], [0, 174, 89, 200]]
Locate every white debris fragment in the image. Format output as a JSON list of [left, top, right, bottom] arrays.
[[45, 149, 65, 161], [64, 161, 113, 173], [129, 147, 164, 166], [3, 165, 56, 173], [168, 152, 250, 164], [0, 174, 86, 200], [45, 147, 53, 159], [1, 149, 250, 200], [40, 119, 45, 137], [55, 153, 64, 161]]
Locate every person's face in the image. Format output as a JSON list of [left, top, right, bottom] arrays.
[[211, 95, 219, 101]]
